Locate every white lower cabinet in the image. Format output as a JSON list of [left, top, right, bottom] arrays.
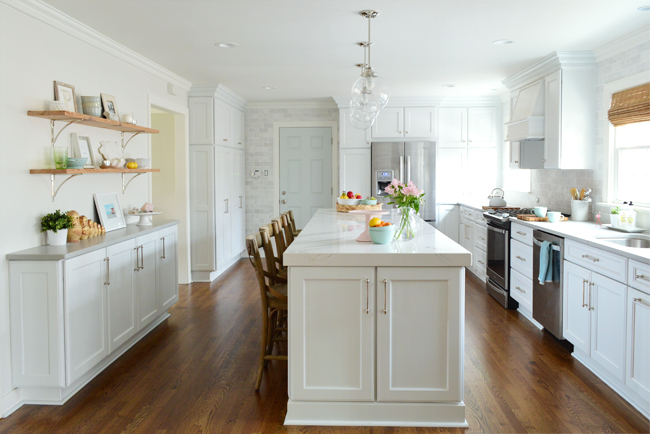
[[626, 288, 650, 403], [510, 268, 533, 313], [9, 224, 179, 403], [563, 261, 592, 354], [289, 266, 463, 405], [64, 250, 109, 386], [376, 267, 461, 402], [435, 204, 459, 243]]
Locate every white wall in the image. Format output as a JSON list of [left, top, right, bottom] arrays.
[[0, 0, 190, 411]]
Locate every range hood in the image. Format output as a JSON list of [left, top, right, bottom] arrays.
[[505, 80, 544, 142]]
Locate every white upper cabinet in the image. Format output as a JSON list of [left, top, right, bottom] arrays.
[[438, 108, 467, 147], [340, 148, 371, 198], [509, 141, 521, 169], [404, 107, 437, 138], [467, 107, 497, 147], [543, 69, 562, 169], [372, 107, 404, 139], [214, 100, 232, 146], [339, 108, 370, 149], [189, 97, 214, 145], [231, 108, 245, 148]]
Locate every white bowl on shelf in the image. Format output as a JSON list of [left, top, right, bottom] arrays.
[[338, 198, 361, 205]]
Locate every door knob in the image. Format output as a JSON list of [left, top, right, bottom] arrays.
[[281, 200, 286, 204], [282, 191, 286, 195]]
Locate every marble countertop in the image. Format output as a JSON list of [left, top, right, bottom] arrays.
[[510, 219, 650, 263], [7, 220, 179, 261], [283, 209, 471, 267]]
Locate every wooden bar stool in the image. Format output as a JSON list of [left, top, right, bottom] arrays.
[[259, 223, 286, 283], [287, 209, 301, 237], [271, 217, 289, 260], [280, 212, 295, 245], [246, 232, 288, 391]]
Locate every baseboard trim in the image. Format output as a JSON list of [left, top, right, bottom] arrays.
[[191, 255, 242, 282], [4, 312, 171, 416], [572, 351, 650, 419], [285, 401, 468, 427]]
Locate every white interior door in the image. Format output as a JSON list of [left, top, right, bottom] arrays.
[[279, 127, 332, 229]]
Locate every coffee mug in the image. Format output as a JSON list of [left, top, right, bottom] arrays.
[[533, 206, 547, 218], [547, 211, 561, 223]]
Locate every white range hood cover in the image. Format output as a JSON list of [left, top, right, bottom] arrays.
[[505, 80, 545, 141]]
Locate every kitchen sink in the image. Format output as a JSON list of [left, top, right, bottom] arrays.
[[597, 236, 650, 248]]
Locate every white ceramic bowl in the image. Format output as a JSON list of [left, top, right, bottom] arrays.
[[338, 198, 361, 205], [135, 158, 150, 168]]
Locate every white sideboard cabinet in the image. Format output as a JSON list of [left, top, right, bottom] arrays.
[[8, 222, 179, 406]]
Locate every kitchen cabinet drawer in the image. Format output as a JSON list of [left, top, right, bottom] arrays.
[[511, 222, 533, 246], [565, 239, 627, 284], [475, 224, 487, 252], [511, 268, 533, 312], [461, 207, 476, 221], [474, 247, 487, 277], [475, 212, 488, 226], [629, 260, 650, 295], [511, 239, 533, 278]]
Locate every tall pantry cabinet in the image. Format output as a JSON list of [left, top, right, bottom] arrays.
[[189, 85, 246, 282]]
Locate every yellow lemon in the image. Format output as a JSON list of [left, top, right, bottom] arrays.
[[126, 162, 138, 169], [369, 217, 381, 227]]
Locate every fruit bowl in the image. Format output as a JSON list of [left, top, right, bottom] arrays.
[[360, 199, 377, 205], [369, 226, 396, 244], [338, 198, 361, 205]]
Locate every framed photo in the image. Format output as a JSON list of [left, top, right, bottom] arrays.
[[100, 93, 119, 121], [53, 81, 77, 112], [70, 133, 96, 168], [94, 192, 126, 232]]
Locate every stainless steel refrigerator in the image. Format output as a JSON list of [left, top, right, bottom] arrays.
[[371, 141, 436, 223]]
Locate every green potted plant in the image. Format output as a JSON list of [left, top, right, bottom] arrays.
[[610, 206, 621, 229], [41, 210, 74, 246]]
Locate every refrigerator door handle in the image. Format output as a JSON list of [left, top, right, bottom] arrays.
[[399, 156, 404, 183], [407, 156, 411, 183]]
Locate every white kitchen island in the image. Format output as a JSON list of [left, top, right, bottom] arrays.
[[283, 209, 472, 427]]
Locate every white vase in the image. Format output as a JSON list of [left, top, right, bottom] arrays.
[[47, 229, 68, 246], [610, 214, 620, 228]]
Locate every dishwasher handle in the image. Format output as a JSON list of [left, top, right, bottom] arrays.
[[533, 237, 561, 251]]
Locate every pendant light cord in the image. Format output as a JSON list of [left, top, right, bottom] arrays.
[[367, 15, 372, 69]]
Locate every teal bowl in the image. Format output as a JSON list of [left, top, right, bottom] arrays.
[[360, 199, 377, 205], [66, 157, 87, 169], [369, 226, 396, 244]]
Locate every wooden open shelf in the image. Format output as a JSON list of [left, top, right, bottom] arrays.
[[30, 168, 160, 175], [28, 111, 159, 134]]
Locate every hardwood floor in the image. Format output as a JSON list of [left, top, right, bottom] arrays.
[[0, 261, 647, 433]]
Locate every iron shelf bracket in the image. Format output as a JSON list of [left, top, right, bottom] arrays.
[[122, 172, 145, 193], [50, 173, 83, 202], [50, 119, 82, 147], [121, 131, 142, 152]]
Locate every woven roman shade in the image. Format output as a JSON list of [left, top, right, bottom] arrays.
[[608, 83, 650, 127]]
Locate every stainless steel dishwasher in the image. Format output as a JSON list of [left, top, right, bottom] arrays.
[[532, 230, 564, 339]]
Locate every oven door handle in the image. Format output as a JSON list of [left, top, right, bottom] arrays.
[[487, 225, 506, 235]]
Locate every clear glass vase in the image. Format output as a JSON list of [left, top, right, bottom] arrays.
[[394, 208, 420, 240]]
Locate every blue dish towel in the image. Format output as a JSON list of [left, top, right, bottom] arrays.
[[538, 241, 553, 285]]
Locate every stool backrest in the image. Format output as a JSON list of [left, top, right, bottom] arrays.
[[246, 233, 287, 305], [280, 212, 295, 245], [272, 217, 288, 260], [259, 223, 282, 284]]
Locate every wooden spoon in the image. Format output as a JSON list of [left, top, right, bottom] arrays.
[[570, 188, 578, 200], [579, 188, 586, 200]]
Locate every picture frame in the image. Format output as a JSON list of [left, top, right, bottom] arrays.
[[93, 192, 126, 232], [70, 133, 96, 168], [100, 93, 119, 121], [53, 81, 78, 112]]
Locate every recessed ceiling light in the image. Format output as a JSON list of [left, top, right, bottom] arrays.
[[441, 84, 456, 88], [216, 42, 239, 48], [493, 39, 514, 45], [263, 86, 278, 90], [638, 5, 650, 11]]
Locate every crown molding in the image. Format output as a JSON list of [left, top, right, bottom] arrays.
[[502, 51, 596, 90], [189, 84, 247, 110], [438, 96, 502, 107], [333, 96, 450, 108], [246, 98, 337, 109], [1, 0, 192, 91], [594, 26, 650, 62]]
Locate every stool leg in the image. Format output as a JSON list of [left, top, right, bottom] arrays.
[[255, 308, 269, 391]]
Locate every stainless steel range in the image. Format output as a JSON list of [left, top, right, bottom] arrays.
[[483, 208, 534, 308]]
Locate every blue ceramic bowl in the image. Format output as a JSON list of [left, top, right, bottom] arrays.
[[369, 226, 396, 244], [66, 157, 88, 169], [360, 199, 377, 205]]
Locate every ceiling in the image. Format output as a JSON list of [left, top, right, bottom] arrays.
[[44, 0, 650, 102]]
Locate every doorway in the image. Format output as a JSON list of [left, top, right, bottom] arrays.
[[279, 127, 333, 229], [149, 98, 191, 284]]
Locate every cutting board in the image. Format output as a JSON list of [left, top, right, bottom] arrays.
[[517, 214, 569, 222]]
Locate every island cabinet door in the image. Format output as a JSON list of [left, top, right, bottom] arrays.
[[376, 267, 463, 403], [289, 267, 375, 402]]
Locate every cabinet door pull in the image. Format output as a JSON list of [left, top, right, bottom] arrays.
[[516, 255, 526, 262], [239, 195, 243, 209], [514, 160, 519, 164], [588, 282, 594, 311], [134, 246, 140, 271], [365, 279, 370, 314], [478, 260, 485, 266], [104, 257, 110, 285], [140, 245, 144, 270], [581, 254, 599, 263], [515, 286, 525, 293], [161, 237, 166, 259], [582, 279, 588, 307], [635, 274, 650, 283], [516, 231, 526, 236], [634, 297, 650, 308], [383, 279, 388, 315]]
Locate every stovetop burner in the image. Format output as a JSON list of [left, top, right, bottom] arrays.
[[483, 208, 536, 226]]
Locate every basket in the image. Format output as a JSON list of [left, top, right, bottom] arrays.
[[336, 203, 383, 213]]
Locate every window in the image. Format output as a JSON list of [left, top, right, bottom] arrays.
[[614, 121, 650, 205]]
